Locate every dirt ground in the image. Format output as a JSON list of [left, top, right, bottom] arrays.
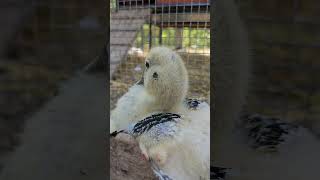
[[110, 134, 157, 180]]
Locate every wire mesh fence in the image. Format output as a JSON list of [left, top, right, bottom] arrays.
[[110, 0, 210, 109]]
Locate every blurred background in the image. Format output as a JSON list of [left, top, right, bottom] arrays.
[[235, 0, 320, 134], [0, 0, 105, 172]]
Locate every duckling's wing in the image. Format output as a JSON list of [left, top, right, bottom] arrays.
[[111, 113, 181, 139], [123, 113, 181, 180], [128, 113, 181, 139]]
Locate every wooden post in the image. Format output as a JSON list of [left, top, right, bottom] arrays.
[[141, 27, 145, 50], [149, 17, 152, 49], [189, 28, 192, 48], [175, 27, 183, 49], [159, 26, 163, 45]]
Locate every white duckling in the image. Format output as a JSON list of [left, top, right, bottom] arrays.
[[214, 1, 320, 179], [111, 46, 210, 180]]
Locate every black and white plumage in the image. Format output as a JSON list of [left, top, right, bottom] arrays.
[[110, 112, 181, 139], [110, 97, 204, 136], [185, 98, 202, 110], [111, 105, 210, 180], [111, 113, 181, 180], [185, 98, 209, 110], [128, 113, 181, 138], [242, 114, 298, 152]]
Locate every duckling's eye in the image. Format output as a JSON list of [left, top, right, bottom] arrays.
[[145, 61, 150, 68], [153, 72, 158, 79]]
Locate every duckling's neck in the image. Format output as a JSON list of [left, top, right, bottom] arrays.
[[145, 92, 185, 113]]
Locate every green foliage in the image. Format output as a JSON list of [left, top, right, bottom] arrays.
[[134, 24, 210, 50]]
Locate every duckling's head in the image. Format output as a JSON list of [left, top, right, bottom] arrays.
[[141, 47, 189, 111]]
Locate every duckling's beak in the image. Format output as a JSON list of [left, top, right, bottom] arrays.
[[137, 71, 144, 86]]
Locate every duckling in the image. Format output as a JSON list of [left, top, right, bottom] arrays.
[[214, 1, 320, 179], [110, 46, 189, 133], [111, 46, 210, 180]]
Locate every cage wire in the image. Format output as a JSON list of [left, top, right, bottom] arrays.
[[110, 0, 210, 109]]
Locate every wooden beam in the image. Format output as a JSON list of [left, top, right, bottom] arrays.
[[152, 13, 209, 23]]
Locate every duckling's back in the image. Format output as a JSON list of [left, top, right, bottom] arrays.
[[110, 84, 151, 132], [157, 100, 210, 180]]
